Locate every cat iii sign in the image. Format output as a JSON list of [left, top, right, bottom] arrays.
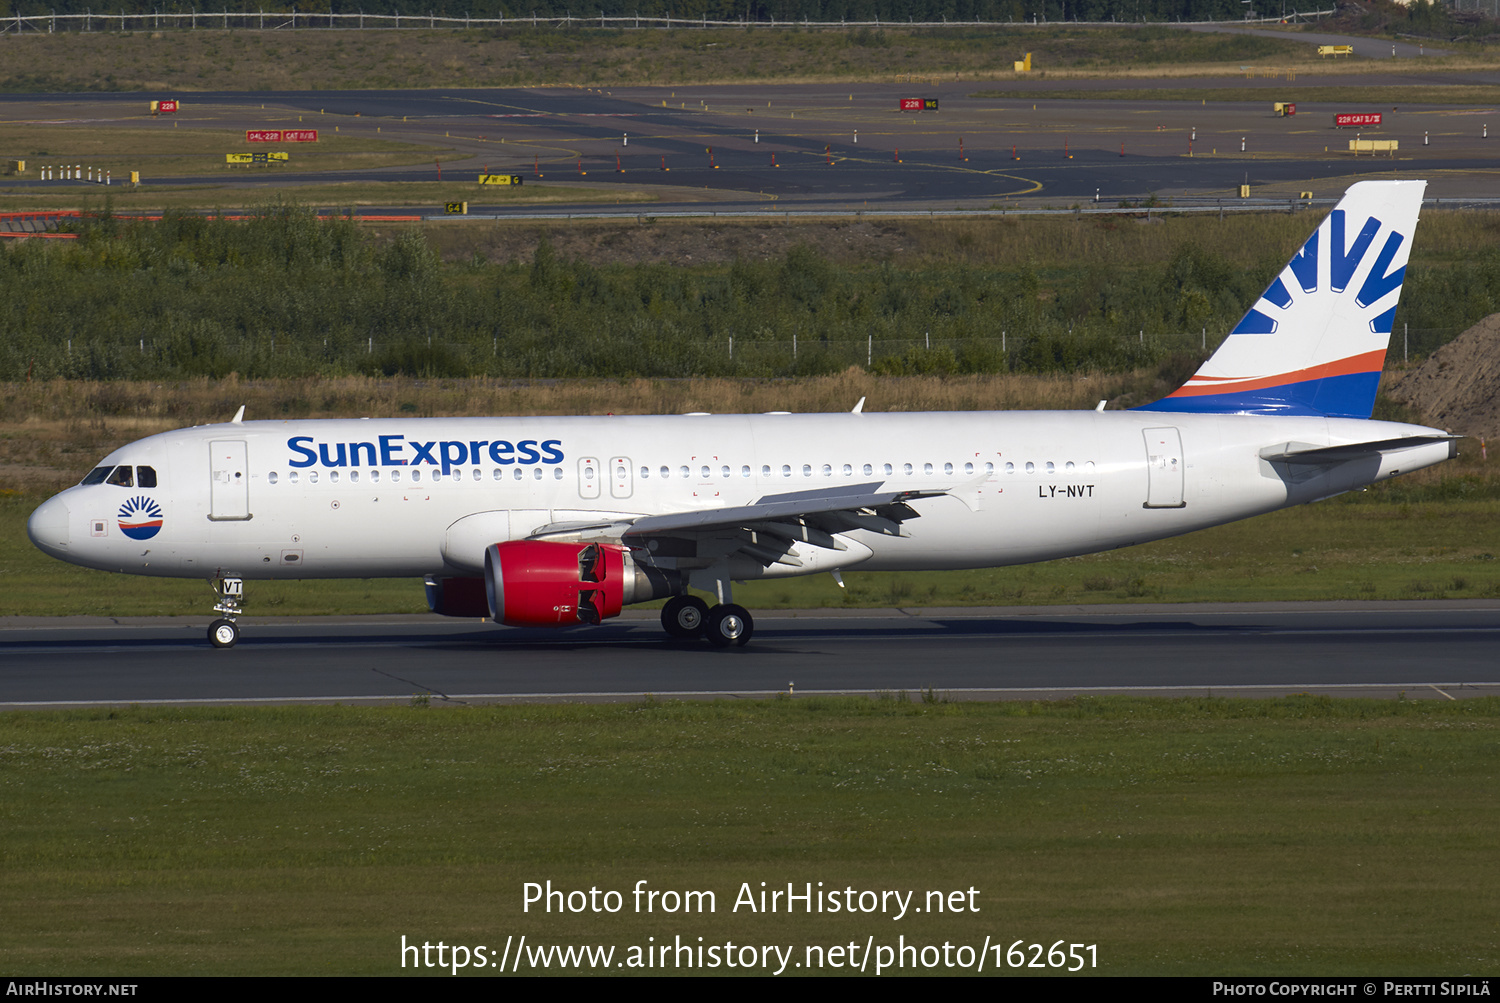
[[247, 130, 319, 142]]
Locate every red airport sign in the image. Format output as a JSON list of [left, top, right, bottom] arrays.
[[158, 100, 179, 114], [246, 129, 319, 142], [1334, 113, 1382, 128], [899, 98, 939, 111]]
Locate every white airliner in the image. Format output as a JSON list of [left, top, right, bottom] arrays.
[[27, 180, 1456, 648]]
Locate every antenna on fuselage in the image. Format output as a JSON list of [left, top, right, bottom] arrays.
[[231, 406, 245, 424]]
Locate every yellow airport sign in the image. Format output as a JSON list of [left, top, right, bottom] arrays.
[[479, 174, 524, 186], [226, 152, 290, 164]]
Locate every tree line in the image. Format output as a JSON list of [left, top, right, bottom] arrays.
[[0, 204, 1489, 383]]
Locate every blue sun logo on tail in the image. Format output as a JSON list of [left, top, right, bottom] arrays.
[[118, 496, 163, 540]]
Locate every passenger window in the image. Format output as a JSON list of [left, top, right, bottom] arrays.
[[661, 466, 670, 478], [884, 463, 893, 476], [1066, 461, 1075, 471], [762, 465, 771, 478], [309, 471, 320, 484], [349, 470, 359, 483], [924, 463, 934, 475], [782, 465, 791, 477], [640, 466, 650, 479], [742, 466, 751, 478], [964, 462, 973, 475], [106, 466, 133, 487], [535, 468, 544, 480], [81, 466, 111, 486], [553, 468, 563, 480], [513, 469, 523, 481], [1005, 462, 1014, 474], [290, 471, 300, 484], [372, 470, 381, 483], [821, 464, 832, 477], [863, 464, 872, 476], [331, 471, 341, 483], [391, 469, 402, 482], [136, 466, 158, 488], [722, 465, 731, 479], [1046, 461, 1055, 474], [701, 465, 710, 479], [679, 465, 689, 479], [944, 462, 953, 475], [474, 469, 482, 481], [268, 471, 279, 485], [985, 462, 994, 474], [412, 470, 421, 482], [1025, 462, 1034, 474], [802, 464, 812, 477]]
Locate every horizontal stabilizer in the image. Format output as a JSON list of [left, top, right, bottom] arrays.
[[1259, 435, 1458, 466]]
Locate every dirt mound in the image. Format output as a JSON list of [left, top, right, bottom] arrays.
[[1384, 313, 1500, 440]]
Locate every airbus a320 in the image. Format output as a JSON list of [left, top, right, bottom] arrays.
[[27, 181, 1455, 648]]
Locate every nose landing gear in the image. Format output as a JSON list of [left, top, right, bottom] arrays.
[[208, 576, 244, 648]]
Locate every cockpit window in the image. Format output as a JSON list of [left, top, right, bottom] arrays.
[[136, 466, 157, 488], [81, 466, 111, 486], [105, 466, 134, 488]]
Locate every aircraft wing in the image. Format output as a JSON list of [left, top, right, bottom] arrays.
[[527, 482, 945, 569]]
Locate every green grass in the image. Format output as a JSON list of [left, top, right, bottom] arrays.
[[0, 697, 1495, 974], [0, 26, 1319, 94]]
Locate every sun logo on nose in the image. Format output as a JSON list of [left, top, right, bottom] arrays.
[[118, 496, 163, 540]]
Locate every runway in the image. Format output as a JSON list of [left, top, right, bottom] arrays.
[[4, 601, 1497, 707], [8, 74, 1500, 210]]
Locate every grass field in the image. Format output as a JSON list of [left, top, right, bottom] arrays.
[[0, 180, 661, 213], [0, 697, 1495, 975], [0, 26, 1326, 94], [2, 124, 440, 178]]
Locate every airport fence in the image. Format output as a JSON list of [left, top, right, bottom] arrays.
[[9, 327, 1458, 383], [0, 9, 1334, 34]]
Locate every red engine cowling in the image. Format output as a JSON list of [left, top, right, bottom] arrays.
[[484, 540, 628, 627]]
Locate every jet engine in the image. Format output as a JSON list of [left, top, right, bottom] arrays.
[[483, 540, 681, 627], [424, 575, 491, 618]]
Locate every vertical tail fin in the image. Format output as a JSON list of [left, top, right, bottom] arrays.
[[1137, 179, 1425, 419]]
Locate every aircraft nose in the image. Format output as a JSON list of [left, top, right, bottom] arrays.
[[27, 495, 71, 558]]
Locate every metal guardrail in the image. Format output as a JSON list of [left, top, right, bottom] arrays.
[[2, 10, 1335, 34]]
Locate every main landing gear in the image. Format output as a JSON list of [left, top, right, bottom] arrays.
[[661, 594, 754, 647], [208, 576, 244, 648]]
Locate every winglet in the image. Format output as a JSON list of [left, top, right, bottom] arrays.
[[231, 406, 245, 424], [851, 397, 866, 414], [1137, 179, 1425, 419]]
